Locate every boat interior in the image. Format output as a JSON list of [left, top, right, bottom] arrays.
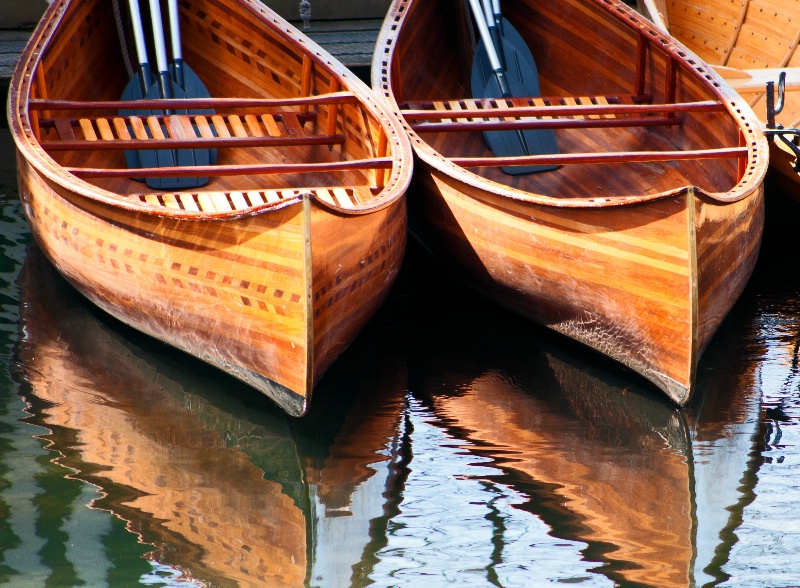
[[383, 0, 762, 199], [20, 0, 399, 214]]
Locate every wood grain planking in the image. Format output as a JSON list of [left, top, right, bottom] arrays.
[[374, 0, 766, 404]]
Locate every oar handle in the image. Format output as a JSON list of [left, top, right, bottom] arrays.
[[147, 0, 173, 99], [468, 0, 511, 96]]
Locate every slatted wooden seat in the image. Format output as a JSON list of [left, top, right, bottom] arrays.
[[40, 110, 340, 151], [396, 93, 745, 168], [26, 94, 393, 180], [126, 186, 372, 212], [400, 94, 728, 132]]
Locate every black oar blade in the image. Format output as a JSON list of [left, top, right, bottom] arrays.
[[500, 17, 537, 77], [120, 72, 153, 178], [143, 80, 210, 190], [174, 63, 218, 165], [474, 37, 559, 175]]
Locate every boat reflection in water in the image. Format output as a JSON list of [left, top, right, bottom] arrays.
[[15, 241, 764, 587], [403, 258, 764, 588], [16, 243, 408, 588]]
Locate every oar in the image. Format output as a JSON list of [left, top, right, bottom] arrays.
[[467, 0, 558, 174], [119, 0, 157, 174], [165, 0, 217, 165], [489, 0, 539, 84], [143, 0, 209, 189]]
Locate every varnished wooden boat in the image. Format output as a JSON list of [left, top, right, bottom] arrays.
[[8, 0, 412, 416], [637, 0, 800, 190], [373, 0, 767, 404]]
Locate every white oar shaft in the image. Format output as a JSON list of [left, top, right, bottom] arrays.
[[148, 0, 169, 74], [167, 0, 182, 60], [127, 0, 148, 66], [468, 0, 502, 73]]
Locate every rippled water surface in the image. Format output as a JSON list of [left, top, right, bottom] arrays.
[[2, 98, 800, 587]]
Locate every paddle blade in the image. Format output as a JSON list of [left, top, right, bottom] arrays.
[[172, 62, 218, 165], [143, 80, 211, 190], [120, 70, 153, 177], [479, 45, 559, 175]]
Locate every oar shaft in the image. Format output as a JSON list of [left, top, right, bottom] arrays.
[[127, 0, 151, 93], [468, 0, 509, 95], [167, 0, 185, 87], [147, 0, 172, 99]]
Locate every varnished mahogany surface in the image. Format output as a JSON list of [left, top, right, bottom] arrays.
[[8, 0, 412, 415], [373, 0, 766, 404]]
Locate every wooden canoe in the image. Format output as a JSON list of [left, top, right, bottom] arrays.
[[637, 0, 800, 188], [373, 0, 767, 405], [8, 0, 412, 416]]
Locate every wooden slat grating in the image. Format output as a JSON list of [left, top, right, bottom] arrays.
[[125, 186, 371, 212], [38, 110, 348, 151]]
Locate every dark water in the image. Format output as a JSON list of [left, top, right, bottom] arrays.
[[2, 85, 800, 587]]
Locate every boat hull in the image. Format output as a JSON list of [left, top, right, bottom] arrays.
[[409, 163, 762, 403], [17, 152, 406, 416], [10, 0, 412, 416], [376, 0, 766, 403]]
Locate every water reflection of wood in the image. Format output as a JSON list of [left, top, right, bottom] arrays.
[[409, 291, 762, 587], [16, 244, 407, 588]]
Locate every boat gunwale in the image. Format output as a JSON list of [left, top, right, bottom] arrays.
[[371, 0, 768, 209], [8, 0, 414, 221]]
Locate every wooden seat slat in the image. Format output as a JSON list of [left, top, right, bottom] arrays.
[[165, 115, 199, 140], [79, 119, 97, 141], [179, 193, 200, 211], [247, 191, 265, 205], [96, 118, 115, 141], [230, 191, 248, 210], [195, 116, 215, 139], [146, 116, 166, 140], [129, 116, 150, 140], [197, 192, 215, 212], [144, 194, 161, 206], [112, 117, 132, 141], [162, 193, 181, 209], [245, 114, 265, 138], [261, 114, 282, 137], [229, 115, 248, 138], [211, 115, 231, 138], [264, 190, 282, 203]]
